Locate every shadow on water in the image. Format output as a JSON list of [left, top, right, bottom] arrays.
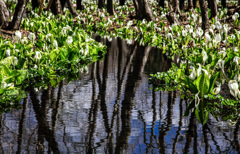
[[0, 36, 239, 153]]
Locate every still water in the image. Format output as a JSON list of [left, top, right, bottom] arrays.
[[0, 37, 239, 153]]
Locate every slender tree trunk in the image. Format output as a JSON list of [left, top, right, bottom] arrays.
[[133, 0, 154, 21], [168, 0, 173, 11], [60, 0, 66, 10], [32, 0, 41, 10], [193, 0, 197, 8], [8, 0, 27, 30], [173, 0, 180, 13], [166, 0, 179, 24], [188, 0, 193, 10], [107, 0, 114, 15], [76, 0, 82, 10], [120, 0, 125, 5], [159, 0, 164, 8], [221, 0, 226, 8], [98, 0, 105, 9], [50, 0, 62, 15], [66, 0, 78, 16], [199, 0, 209, 31], [180, 0, 185, 10], [209, 0, 217, 19], [0, 0, 9, 28]]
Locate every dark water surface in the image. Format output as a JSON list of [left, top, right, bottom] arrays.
[[0, 37, 239, 153]]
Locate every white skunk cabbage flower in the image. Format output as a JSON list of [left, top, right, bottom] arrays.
[[196, 27, 203, 37], [195, 92, 200, 107], [167, 33, 172, 39], [28, 32, 36, 42], [205, 33, 211, 42], [212, 82, 221, 94], [234, 74, 240, 83], [5, 49, 11, 57], [202, 50, 208, 64], [191, 13, 198, 22], [13, 57, 18, 65], [35, 51, 42, 60], [214, 33, 222, 44], [232, 12, 239, 21], [228, 80, 239, 99], [14, 31, 22, 41], [196, 63, 202, 77], [66, 36, 73, 45], [21, 37, 28, 44], [189, 67, 196, 80], [218, 48, 226, 58], [233, 56, 240, 66], [53, 40, 58, 49], [182, 29, 187, 37], [46, 33, 52, 42]]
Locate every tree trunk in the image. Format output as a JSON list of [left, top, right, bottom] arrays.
[[32, 0, 41, 11], [60, 0, 66, 10], [180, 0, 185, 10], [120, 0, 125, 5], [98, 0, 105, 9], [208, 0, 217, 19], [166, 12, 179, 24], [76, 0, 82, 10], [66, 0, 78, 17], [107, 0, 114, 15], [221, 0, 226, 8], [158, 0, 164, 8], [50, 0, 62, 15], [172, 0, 180, 13], [0, 0, 9, 28], [188, 0, 193, 10], [133, 0, 154, 21], [8, 0, 27, 30], [199, 0, 209, 31], [193, 0, 197, 8], [166, 0, 180, 24]]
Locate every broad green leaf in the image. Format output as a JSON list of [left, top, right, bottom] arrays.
[[209, 72, 219, 93], [185, 77, 198, 94], [50, 50, 58, 61], [0, 56, 14, 67], [0, 65, 11, 77], [195, 73, 210, 98], [50, 79, 57, 87], [16, 70, 28, 85]]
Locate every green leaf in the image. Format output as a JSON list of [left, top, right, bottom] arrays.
[[50, 79, 57, 87], [185, 77, 198, 94], [0, 65, 11, 77], [50, 50, 58, 61], [209, 72, 219, 93], [0, 56, 14, 67], [16, 70, 28, 85], [195, 73, 210, 98]]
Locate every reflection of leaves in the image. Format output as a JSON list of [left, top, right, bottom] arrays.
[[184, 100, 195, 116], [195, 106, 209, 125]]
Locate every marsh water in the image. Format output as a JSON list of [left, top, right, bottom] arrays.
[[0, 36, 239, 153]]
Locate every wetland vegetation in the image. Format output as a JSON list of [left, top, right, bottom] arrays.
[[0, 0, 239, 153]]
